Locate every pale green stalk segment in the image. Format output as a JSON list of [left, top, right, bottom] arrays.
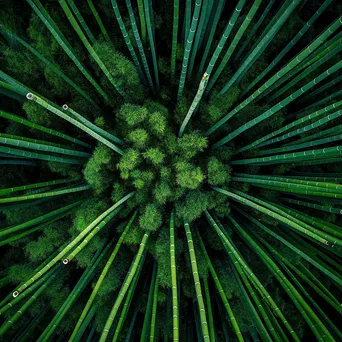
[[257, 133, 342, 156], [13, 193, 134, 297], [203, 277, 215, 342], [141, 263, 157, 342], [171, 0, 179, 78], [87, 0, 111, 42], [38, 241, 112, 342], [0, 185, 89, 204], [242, 0, 333, 96], [144, 0, 160, 91], [63, 207, 122, 263], [137, 0, 147, 41], [27, 0, 108, 100], [206, 0, 262, 93], [187, 0, 209, 79], [197, 0, 224, 78], [219, 0, 301, 94], [0, 110, 91, 148], [178, 73, 209, 137], [27, 94, 124, 155], [111, 0, 143, 75], [0, 178, 71, 197], [169, 212, 179, 342], [0, 145, 84, 165], [231, 145, 342, 166], [69, 212, 137, 342], [283, 197, 342, 215], [237, 101, 342, 153], [205, 17, 342, 137], [150, 265, 159, 342], [125, 0, 154, 89], [58, 0, 125, 97], [0, 136, 90, 158], [99, 232, 149, 342], [63, 105, 124, 145], [205, 211, 299, 341], [184, 222, 210, 341], [67, 0, 96, 44], [269, 43, 342, 102], [177, 0, 203, 99], [197, 232, 243, 341], [213, 60, 342, 149], [0, 269, 59, 336], [233, 0, 275, 64]]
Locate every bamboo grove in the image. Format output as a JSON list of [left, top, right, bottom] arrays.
[[0, 0, 341, 341]]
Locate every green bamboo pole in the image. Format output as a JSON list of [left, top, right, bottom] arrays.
[[230, 145, 342, 166], [177, 0, 203, 99], [197, 232, 243, 341], [284, 124, 342, 146], [69, 212, 137, 341], [141, 263, 157, 342], [187, 0, 209, 79], [110, 0, 143, 75], [0, 185, 89, 204], [13, 193, 134, 297], [205, 211, 297, 340], [178, 73, 209, 137], [203, 277, 215, 342], [73, 305, 96, 342], [241, 0, 333, 96], [0, 110, 91, 148], [27, 0, 108, 100], [282, 197, 342, 215], [62, 207, 122, 264], [67, 0, 96, 44], [0, 200, 82, 239], [125, 0, 154, 89], [27, 93, 124, 155], [219, 0, 301, 94], [112, 248, 146, 342], [144, 0, 159, 91], [206, 0, 262, 93], [62, 105, 124, 145], [196, 0, 224, 78], [87, 0, 111, 42], [100, 232, 150, 342], [0, 269, 59, 336], [233, 0, 275, 64], [170, 0, 179, 78], [150, 265, 159, 342], [184, 222, 210, 341], [213, 60, 342, 149], [58, 0, 125, 97], [0, 26, 99, 108], [169, 212, 179, 342], [205, 17, 342, 137], [0, 136, 90, 158], [38, 241, 113, 342], [0, 178, 71, 197]]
